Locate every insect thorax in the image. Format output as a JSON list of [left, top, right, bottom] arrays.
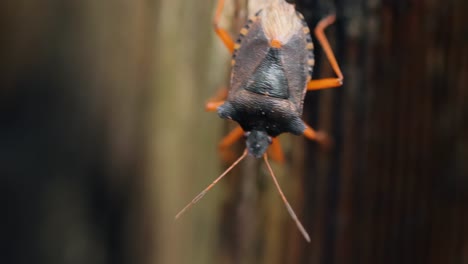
[[243, 47, 289, 99], [218, 94, 305, 137]]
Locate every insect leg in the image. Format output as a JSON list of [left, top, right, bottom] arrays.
[[267, 137, 285, 164], [303, 124, 333, 149], [218, 125, 244, 162], [213, 0, 234, 53], [307, 78, 342, 90], [307, 15, 344, 91], [205, 87, 228, 112]]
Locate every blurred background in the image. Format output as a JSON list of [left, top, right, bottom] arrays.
[[1, 0, 467, 264]]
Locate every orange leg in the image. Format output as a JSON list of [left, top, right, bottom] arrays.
[[267, 137, 285, 164], [213, 0, 234, 53], [206, 101, 225, 112], [205, 87, 228, 112], [219, 125, 244, 161], [307, 78, 342, 90], [307, 15, 344, 91], [303, 123, 333, 150]]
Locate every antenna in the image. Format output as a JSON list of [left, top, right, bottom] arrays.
[[263, 154, 311, 242], [175, 149, 248, 220]]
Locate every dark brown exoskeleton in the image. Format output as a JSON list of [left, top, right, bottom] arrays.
[[176, 0, 343, 242]]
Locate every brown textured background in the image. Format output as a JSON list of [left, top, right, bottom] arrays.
[[1, 0, 467, 264]]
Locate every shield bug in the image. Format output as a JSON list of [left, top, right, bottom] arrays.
[[175, 0, 343, 242]]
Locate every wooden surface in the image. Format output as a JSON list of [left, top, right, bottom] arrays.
[[296, 0, 468, 264], [2, 0, 467, 264], [1, 1, 156, 264], [145, 0, 231, 263]]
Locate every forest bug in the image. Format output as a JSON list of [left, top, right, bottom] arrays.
[[176, 0, 344, 242]]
